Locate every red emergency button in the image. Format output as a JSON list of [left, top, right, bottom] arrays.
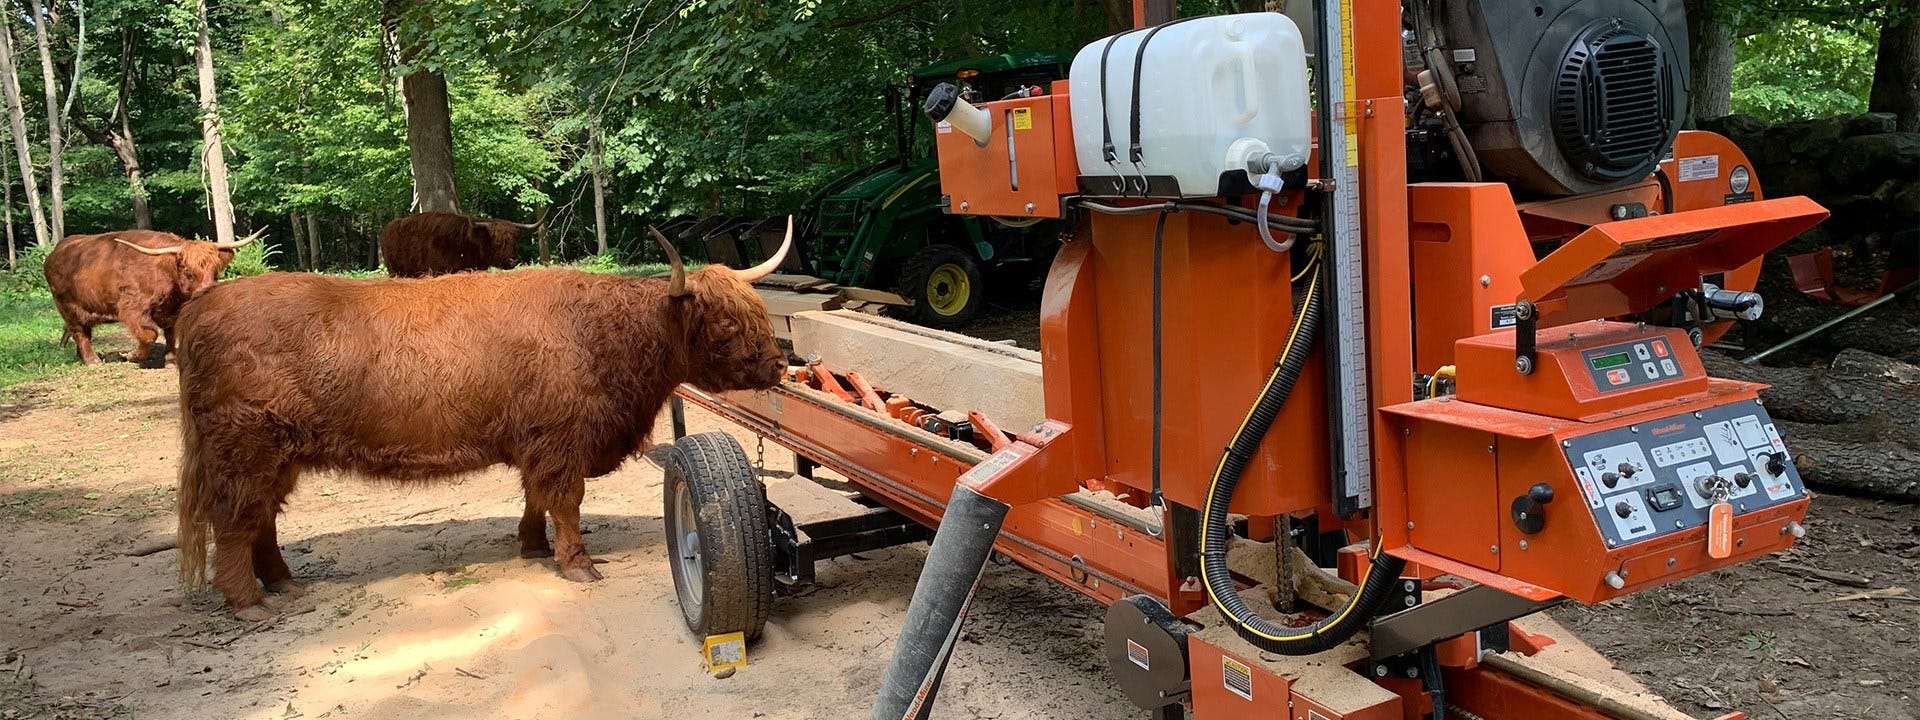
[[1607, 369, 1631, 386], [1652, 341, 1669, 358]]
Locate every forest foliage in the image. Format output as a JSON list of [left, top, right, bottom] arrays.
[[0, 0, 1901, 271]]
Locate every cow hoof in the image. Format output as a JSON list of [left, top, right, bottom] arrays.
[[520, 547, 555, 559], [265, 579, 307, 597], [81, 356, 102, 367], [232, 605, 275, 622], [561, 564, 605, 583]]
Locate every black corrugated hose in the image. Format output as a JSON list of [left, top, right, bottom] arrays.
[[1198, 249, 1409, 655]]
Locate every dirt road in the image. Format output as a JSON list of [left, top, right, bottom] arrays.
[[1, 332, 1913, 719]]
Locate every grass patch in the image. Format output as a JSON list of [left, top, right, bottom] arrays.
[[0, 292, 78, 393], [442, 565, 483, 590]]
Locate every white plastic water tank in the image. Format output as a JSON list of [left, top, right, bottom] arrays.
[[1069, 13, 1312, 198]]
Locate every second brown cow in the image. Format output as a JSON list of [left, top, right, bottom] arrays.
[[174, 221, 794, 619], [43, 229, 262, 365], [378, 212, 526, 278]]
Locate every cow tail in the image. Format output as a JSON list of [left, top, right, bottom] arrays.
[[176, 383, 210, 590]]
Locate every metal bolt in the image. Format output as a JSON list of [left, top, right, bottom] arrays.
[[1374, 665, 1389, 677], [1490, 545, 1499, 554], [1667, 557, 1678, 567], [1675, 521, 1684, 529], [960, 201, 970, 211], [1562, 440, 1572, 448], [1519, 540, 1529, 551], [1656, 284, 1666, 294], [1607, 538, 1618, 548], [1515, 356, 1535, 375], [1487, 445, 1496, 453], [1694, 412, 1704, 419], [1631, 426, 1640, 434], [1024, 202, 1036, 213], [1404, 580, 1418, 593], [1480, 275, 1492, 287], [1405, 667, 1420, 679], [1403, 596, 1417, 607], [1407, 522, 1416, 530]]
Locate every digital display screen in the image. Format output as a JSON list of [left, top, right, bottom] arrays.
[[1590, 352, 1632, 370]]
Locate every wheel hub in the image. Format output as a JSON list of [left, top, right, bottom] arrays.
[[927, 263, 971, 316]]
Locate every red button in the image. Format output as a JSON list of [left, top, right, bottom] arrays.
[[1652, 341, 1669, 358], [1607, 369, 1631, 385]]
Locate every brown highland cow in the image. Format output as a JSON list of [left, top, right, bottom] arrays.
[[42, 229, 263, 365], [378, 212, 528, 278], [174, 220, 792, 619]]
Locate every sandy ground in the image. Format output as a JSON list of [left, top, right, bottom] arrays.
[[1, 328, 1914, 720]]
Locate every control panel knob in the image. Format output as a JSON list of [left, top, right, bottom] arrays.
[[1511, 483, 1555, 535], [1601, 472, 1621, 489], [1617, 462, 1637, 478], [1765, 452, 1788, 477], [1614, 501, 1633, 519], [1732, 472, 1752, 489]]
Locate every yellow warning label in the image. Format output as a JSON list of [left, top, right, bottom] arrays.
[[1222, 656, 1253, 701], [1012, 107, 1033, 131]]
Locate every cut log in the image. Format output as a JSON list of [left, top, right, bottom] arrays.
[[1775, 419, 1920, 500], [1703, 348, 1920, 428], [1703, 349, 1920, 500], [791, 310, 1044, 431], [756, 289, 846, 341]]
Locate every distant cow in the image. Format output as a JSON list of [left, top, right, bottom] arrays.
[[379, 212, 528, 278], [42, 229, 263, 365], [174, 219, 793, 619]]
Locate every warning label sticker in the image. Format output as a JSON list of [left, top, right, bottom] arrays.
[[1678, 155, 1720, 182], [1222, 656, 1253, 701], [1490, 303, 1521, 330], [1127, 639, 1150, 670], [1011, 107, 1033, 131]]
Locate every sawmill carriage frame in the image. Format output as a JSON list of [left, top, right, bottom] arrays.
[[660, 1, 1831, 719]]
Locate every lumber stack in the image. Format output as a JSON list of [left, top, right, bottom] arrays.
[[751, 275, 911, 341], [790, 310, 1045, 431]]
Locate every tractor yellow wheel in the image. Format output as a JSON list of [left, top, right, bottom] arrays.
[[926, 263, 972, 316], [903, 245, 985, 328]]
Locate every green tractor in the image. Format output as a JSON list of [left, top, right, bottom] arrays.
[[793, 51, 1073, 328]]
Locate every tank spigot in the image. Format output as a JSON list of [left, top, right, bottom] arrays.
[[923, 82, 991, 147]]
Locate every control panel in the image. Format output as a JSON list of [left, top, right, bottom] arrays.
[[1562, 400, 1805, 548], [1581, 337, 1685, 393]]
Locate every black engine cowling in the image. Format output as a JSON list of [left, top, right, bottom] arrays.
[[1441, 0, 1690, 196]]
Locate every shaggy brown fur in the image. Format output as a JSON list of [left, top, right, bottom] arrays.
[[173, 265, 785, 618], [42, 230, 239, 365], [379, 212, 523, 278]]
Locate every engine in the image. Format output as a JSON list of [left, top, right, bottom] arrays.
[[1408, 0, 1691, 196]]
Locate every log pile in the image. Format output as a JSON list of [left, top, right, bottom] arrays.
[[1704, 349, 1920, 500]]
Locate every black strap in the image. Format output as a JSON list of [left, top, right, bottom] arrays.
[[1128, 16, 1206, 164], [1096, 31, 1138, 165]]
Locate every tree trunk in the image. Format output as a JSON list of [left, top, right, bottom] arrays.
[[25, 0, 65, 241], [1684, 0, 1734, 123], [305, 212, 322, 268], [1870, 0, 1920, 133], [3, 142, 12, 270], [401, 70, 459, 213], [115, 31, 149, 229], [193, 0, 235, 245], [0, 17, 50, 247], [534, 202, 550, 264], [287, 212, 307, 270], [590, 129, 607, 256]]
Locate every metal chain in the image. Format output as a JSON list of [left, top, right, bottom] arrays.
[[754, 435, 766, 471]]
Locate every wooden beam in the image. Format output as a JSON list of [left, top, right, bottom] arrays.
[[791, 310, 1045, 431]]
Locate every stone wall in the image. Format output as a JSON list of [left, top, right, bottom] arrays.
[[1698, 113, 1919, 264]]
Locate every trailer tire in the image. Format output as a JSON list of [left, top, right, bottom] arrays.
[[663, 431, 773, 641], [901, 244, 985, 328]]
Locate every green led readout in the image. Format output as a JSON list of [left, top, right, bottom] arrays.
[[1589, 352, 1632, 370]]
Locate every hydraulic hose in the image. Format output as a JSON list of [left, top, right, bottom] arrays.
[[1074, 199, 1320, 235], [1198, 252, 1409, 655]]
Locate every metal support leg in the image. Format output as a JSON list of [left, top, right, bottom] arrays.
[[796, 453, 817, 479], [1150, 703, 1186, 720], [670, 395, 687, 439]]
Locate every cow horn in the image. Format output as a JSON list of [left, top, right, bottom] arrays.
[[733, 216, 793, 284], [113, 238, 183, 255], [503, 220, 542, 229], [214, 227, 267, 250], [648, 225, 688, 297]]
